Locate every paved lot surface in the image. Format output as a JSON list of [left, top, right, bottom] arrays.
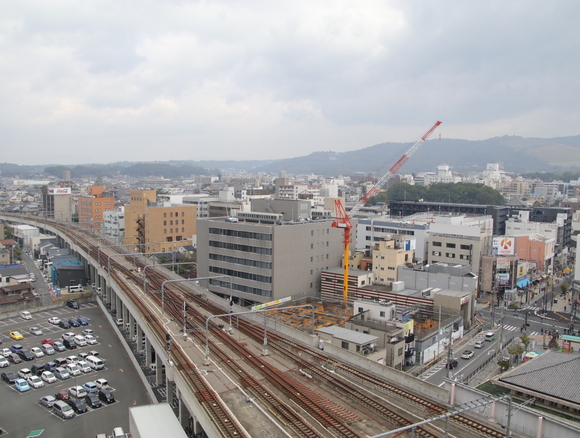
[[0, 302, 151, 437]]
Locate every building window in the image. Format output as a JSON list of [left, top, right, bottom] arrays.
[[164, 229, 167, 234], [445, 253, 456, 258], [380, 311, 385, 317], [341, 341, 349, 350], [460, 244, 471, 250], [164, 213, 167, 218], [164, 221, 166, 225], [446, 243, 456, 248], [432, 241, 442, 247], [432, 251, 441, 256]]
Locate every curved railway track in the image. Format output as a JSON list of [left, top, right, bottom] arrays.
[[23, 217, 508, 438]]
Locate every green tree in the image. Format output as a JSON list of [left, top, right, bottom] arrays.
[[519, 334, 531, 353], [508, 342, 525, 363], [497, 358, 511, 371], [561, 285, 569, 295]]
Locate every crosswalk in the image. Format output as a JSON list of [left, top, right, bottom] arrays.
[[497, 324, 540, 336]]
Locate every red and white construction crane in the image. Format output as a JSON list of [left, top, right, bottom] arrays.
[[332, 121, 442, 307]]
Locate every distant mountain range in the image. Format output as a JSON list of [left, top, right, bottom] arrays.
[[3, 134, 580, 179], [170, 134, 580, 176]]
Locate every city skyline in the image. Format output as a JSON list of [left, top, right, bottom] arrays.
[[1, 1, 579, 166]]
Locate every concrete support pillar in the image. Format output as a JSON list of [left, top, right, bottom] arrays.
[[166, 379, 174, 404], [129, 314, 136, 338], [178, 394, 190, 428], [155, 359, 164, 386], [145, 338, 152, 366]]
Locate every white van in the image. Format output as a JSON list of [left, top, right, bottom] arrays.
[[69, 285, 82, 292], [74, 335, 87, 346], [77, 361, 91, 373], [20, 311, 32, 320], [112, 427, 125, 437], [86, 355, 104, 371]]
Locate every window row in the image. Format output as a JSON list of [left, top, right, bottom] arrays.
[[164, 220, 185, 225], [163, 211, 186, 218], [209, 266, 272, 283], [164, 228, 185, 234], [210, 279, 272, 297], [432, 241, 471, 250], [209, 227, 272, 241], [209, 240, 272, 255], [209, 253, 272, 270]]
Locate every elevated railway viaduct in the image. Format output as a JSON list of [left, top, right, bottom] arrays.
[[3, 214, 515, 438]]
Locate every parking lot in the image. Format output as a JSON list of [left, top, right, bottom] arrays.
[[0, 301, 152, 437]]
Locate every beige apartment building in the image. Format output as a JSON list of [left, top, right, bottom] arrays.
[[372, 235, 415, 285], [124, 190, 197, 253]]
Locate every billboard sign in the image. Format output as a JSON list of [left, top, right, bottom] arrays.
[[496, 257, 510, 269], [47, 187, 71, 195], [493, 237, 515, 255], [496, 273, 510, 285]]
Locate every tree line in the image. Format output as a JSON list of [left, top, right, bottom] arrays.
[[372, 182, 506, 205]]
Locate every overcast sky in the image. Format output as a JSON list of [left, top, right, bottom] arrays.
[[1, 1, 579, 166]]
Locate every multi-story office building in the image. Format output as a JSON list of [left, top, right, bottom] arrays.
[[41, 186, 72, 221], [426, 215, 493, 273], [371, 235, 415, 285], [124, 190, 197, 253], [77, 186, 115, 230], [103, 208, 125, 240], [197, 213, 344, 305]]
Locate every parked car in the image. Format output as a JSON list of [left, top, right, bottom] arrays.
[[69, 385, 87, 399], [66, 355, 79, 365], [461, 350, 475, 360], [29, 327, 43, 336], [18, 368, 32, 379], [40, 395, 57, 407], [9, 331, 24, 340], [1, 371, 17, 383], [54, 367, 70, 380], [55, 389, 70, 400], [41, 371, 57, 383], [14, 378, 31, 392], [63, 338, 76, 350], [74, 335, 87, 346], [84, 334, 97, 345], [27, 375, 45, 389], [68, 319, 81, 328], [77, 361, 91, 373], [52, 341, 66, 352], [77, 317, 89, 326], [115, 318, 123, 326], [41, 344, 56, 355], [7, 353, 22, 364], [48, 316, 61, 325], [85, 392, 102, 408], [66, 398, 88, 414], [95, 378, 109, 390], [20, 311, 32, 320], [66, 300, 79, 309], [17, 349, 35, 361], [0, 356, 9, 368], [58, 320, 71, 330], [30, 347, 45, 358], [1, 348, 11, 357], [44, 361, 58, 372], [62, 332, 76, 341], [82, 328, 94, 336], [98, 388, 115, 404], [9, 344, 23, 354], [78, 352, 89, 360], [41, 338, 55, 345], [89, 350, 100, 357], [53, 400, 75, 419], [65, 364, 81, 377], [82, 381, 98, 393]]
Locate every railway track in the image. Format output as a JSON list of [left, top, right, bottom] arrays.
[[17, 216, 510, 438]]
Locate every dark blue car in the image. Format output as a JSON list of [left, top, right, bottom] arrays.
[[76, 317, 89, 326]]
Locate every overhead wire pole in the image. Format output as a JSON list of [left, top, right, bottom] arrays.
[[332, 121, 442, 307]]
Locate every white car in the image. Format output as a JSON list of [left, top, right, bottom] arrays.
[[27, 375, 45, 388], [20, 311, 32, 320], [1, 348, 11, 358], [73, 335, 87, 346], [0, 356, 9, 368], [39, 395, 56, 407], [62, 332, 76, 341], [95, 378, 109, 390], [41, 371, 57, 383], [66, 355, 79, 365], [68, 385, 87, 399], [41, 344, 55, 355], [82, 329, 94, 336], [77, 361, 91, 373], [48, 317, 60, 325], [65, 364, 81, 377], [30, 347, 45, 358], [29, 326, 43, 336], [84, 335, 97, 345], [18, 368, 32, 379]]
